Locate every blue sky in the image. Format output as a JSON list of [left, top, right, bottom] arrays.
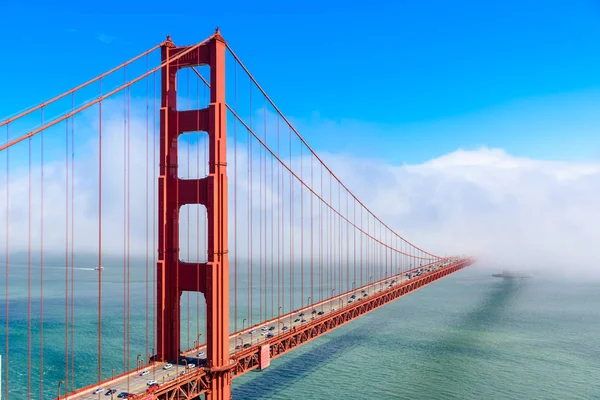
[[2, 0, 600, 163]]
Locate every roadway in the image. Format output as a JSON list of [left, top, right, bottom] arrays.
[[67, 258, 461, 399]]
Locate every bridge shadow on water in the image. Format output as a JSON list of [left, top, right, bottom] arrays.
[[231, 317, 385, 399], [230, 279, 525, 399], [407, 278, 527, 398]]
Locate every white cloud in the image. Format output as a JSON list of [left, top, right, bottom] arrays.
[[1, 106, 599, 282], [318, 147, 600, 278]]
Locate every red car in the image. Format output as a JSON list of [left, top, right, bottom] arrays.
[[146, 383, 160, 393]]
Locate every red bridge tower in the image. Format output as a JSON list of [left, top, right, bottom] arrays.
[[156, 29, 231, 399]]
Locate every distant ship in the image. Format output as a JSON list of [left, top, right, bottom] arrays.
[[94, 266, 104, 271], [492, 269, 531, 279]]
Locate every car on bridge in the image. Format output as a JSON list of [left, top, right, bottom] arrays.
[[146, 383, 159, 393]]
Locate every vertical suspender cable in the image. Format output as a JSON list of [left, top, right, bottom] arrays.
[[70, 94, 76, 390], [259, 99, 263, 324], [248, 82, 253, 326], [4, 123, 9, 400], [127, 84, 132, 377], [319, 164, 323, 303], [289, 126, 293, 314], [271, 122, 275, 319], [300, 145, 304, 308], [233, 61, 238, 333], [264, 99, 268, 321], [64, 119, 70, 391], [346, 190, 349, 293], [353, 199, 356, 290], [122, 68, 128, 377], [98, 79, 104, 386], [338, 182, 341, 295], [277, 115, 281, 327], [310, 154, 314, 308], [152, 71, 157, 364], [39, 111, 45, 398], [27, 132, 32, 398], [145, 55, 150, 362]]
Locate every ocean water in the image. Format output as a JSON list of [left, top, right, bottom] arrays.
[[1, 262, 599, 399], [231, 268, 600, 400]]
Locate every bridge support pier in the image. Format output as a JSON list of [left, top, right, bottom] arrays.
[[157, 30, 231, 399], [259, 344, 271, 370]]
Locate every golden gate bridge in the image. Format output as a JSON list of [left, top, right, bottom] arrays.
[[0, 29, 474, 399]]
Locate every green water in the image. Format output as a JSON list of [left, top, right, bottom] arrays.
[[1, 262, 599, 399], [231, 269, 600, 400]]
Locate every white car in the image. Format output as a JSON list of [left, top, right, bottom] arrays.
[[249, 329, 256, 334], [187, 363, 196, 369], [93, 388, 104, 394], [140, 370, 149, 376], [163, 363, 173, 370], [197, 351, 205, 357], [147, 380, 157, 386]]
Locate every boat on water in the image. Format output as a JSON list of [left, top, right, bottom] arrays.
[[492, 269, 531, 279], [94, 266, 104, 271]]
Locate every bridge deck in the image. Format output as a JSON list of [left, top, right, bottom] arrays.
[[61, 257, 473, 399]]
